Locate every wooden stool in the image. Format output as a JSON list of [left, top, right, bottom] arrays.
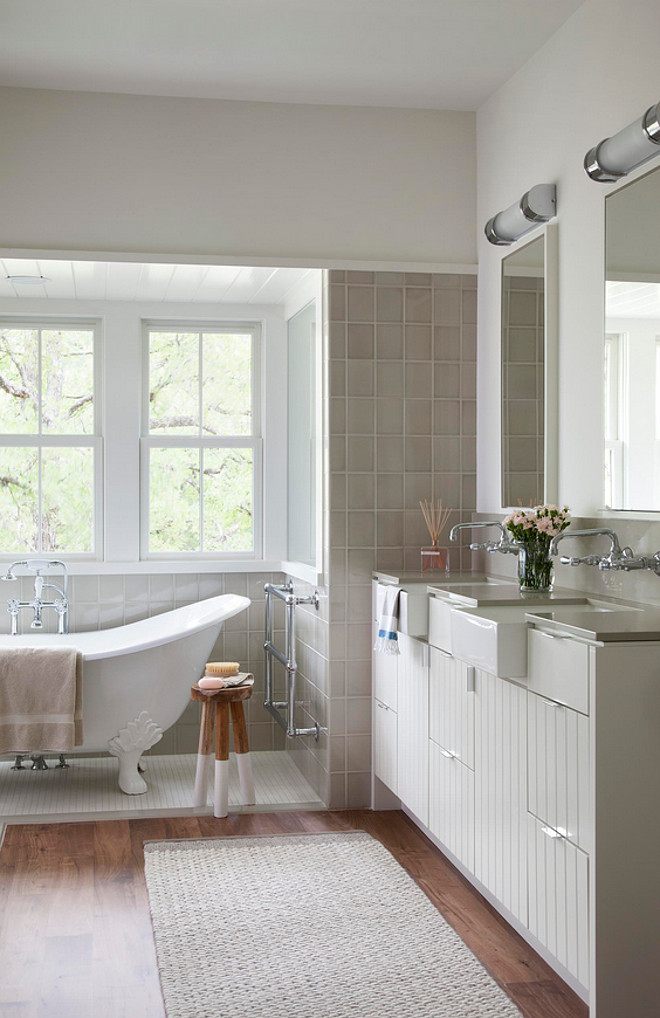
[[190, 680, 255, 818]]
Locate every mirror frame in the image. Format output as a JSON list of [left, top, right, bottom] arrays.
[[601, 163, 660, 517], [499, 223, 558, 510]]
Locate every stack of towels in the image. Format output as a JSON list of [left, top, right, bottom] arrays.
[[198, 662, 251, 691]]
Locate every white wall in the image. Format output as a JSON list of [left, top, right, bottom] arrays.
[[0, 87, 476, 267], [476, 0, 660, 515]]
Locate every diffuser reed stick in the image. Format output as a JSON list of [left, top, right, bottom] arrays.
[[419, 499, 452, 547]]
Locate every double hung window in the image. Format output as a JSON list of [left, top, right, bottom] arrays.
[[142, 323, 261, 558], [0, 320, 100, 555]]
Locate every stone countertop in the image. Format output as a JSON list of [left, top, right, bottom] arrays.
[[373, 570, 489, 588], [525, 605, 660, 642], [427, 582, 591, 608]]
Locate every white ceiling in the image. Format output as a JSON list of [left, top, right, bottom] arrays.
[[0, 0, 585, 111], [606, 281, 660, 321], [0, 259, 314, 305]]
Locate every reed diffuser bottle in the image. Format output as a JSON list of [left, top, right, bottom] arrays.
[[419, 499, 452, 573]]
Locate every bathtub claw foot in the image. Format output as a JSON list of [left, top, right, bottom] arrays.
[[108, 712, 163, 795]]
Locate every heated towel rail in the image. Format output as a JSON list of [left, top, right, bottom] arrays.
[[264, 581, 321, 740]]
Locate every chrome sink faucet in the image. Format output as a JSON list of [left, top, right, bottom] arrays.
[[449, 521, 527, 569], [2, 560, 69, 635], [548, 528, 660, 573]]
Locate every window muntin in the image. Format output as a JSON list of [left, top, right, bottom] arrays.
[[0, 321, 100, 555], [142, 324, 261, 558]]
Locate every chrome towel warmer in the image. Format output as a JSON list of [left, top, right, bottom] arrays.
[[264, 581, 321, 740]]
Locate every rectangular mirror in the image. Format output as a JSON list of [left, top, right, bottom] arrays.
[[501, 228, 557, 508], [605, 165, 660, 510]]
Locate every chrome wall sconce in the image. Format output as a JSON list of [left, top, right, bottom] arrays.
[[584, 100, 660, 182], [484, 183, 556, 246]]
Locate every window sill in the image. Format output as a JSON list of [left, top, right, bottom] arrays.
[[27, 559, 286, 576]]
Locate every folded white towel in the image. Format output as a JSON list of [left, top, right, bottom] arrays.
[[374, 585, 401, 655]]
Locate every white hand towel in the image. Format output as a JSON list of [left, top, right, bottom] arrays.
[[374, 585, 401, 655]]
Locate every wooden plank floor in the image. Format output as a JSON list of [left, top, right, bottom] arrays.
[[0, 810, 588, 1018]]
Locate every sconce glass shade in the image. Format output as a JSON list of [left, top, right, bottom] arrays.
[[484, 183, 556, 246], [584, 101, 660, 182]]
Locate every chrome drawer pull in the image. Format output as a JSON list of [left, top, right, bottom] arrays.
[[540, 824, 564, 840], [439, 748, 456, 760]]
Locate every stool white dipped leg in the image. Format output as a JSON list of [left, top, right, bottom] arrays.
[[192, 700, 215, 807], [214, 701, 230, 819], [230, 700, 256, 806]]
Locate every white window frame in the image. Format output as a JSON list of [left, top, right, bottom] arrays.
[[603, 332, 625, 509], [140, 320, 263, 561], [0, 317, 103, 560]]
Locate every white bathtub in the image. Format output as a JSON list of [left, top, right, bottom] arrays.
[[0, 593, 251, 793]]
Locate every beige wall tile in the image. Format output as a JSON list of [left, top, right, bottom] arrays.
[[405, 324, 432, 360], [433, 399, 460, 435], [347, 285, 375, 322], [375, 323, 403, 359], [376, 397, 403, 434], [347, 359, 374, 396], [404, 436, 432, 472], [347, 435, 375, 472], [434, 362, 460, 398], [433, 288, 461, 325], [434, 325, 460, 360], [376, 287, 404, 322], [347, 397, 374, 434], [376, 436, 404, 472], [347, 323, 374, 359], [405, 399, 432, 435], [405, 287, 432, 323], [377, 474, 403, 509], [376, 361, 403, 397], [406, 361, 433, 398]]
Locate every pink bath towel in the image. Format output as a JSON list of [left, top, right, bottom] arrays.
[[0, 647, 83, 753]]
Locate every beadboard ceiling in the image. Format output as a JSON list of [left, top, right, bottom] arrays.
[[0, 260, 315, 305], [0, 1, 586, 111], [606, 281, 660, 320]]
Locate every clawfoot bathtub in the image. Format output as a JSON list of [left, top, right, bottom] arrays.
[[0, 594, 250, 793]]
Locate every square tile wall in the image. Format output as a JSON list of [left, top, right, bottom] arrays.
[[290, 269, 478, 809]]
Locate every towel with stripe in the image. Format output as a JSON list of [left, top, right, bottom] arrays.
[[374, 584, 401, 655]]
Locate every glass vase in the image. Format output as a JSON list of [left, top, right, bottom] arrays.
[[518, 542, 553, 592]]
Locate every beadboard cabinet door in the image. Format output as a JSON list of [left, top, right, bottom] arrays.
[[373, 699, 397, 794], [429, 647, 474, 769], [474, 669, 528, 925], [528, 692, 591, 853], [396, 634, 429, 825], [527, 812, 589, 990], [429, 738, 475, 871]]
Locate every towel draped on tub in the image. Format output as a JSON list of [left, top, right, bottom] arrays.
[[0, 647, 83, 753]]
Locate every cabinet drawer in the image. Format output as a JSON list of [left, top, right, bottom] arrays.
[[528, 628, 590, 714], [527, 813, 589, 991], [429, 738, 474, 873], [428, 597, 453, 653], [429, 647, 474, 769], [374, 699, 397, 794], [528, 693, 591, 853]]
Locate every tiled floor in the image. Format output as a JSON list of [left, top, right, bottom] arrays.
[[0, 750, 323, 825]]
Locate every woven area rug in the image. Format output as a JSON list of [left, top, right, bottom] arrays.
[[144, 832, 523, 1018]]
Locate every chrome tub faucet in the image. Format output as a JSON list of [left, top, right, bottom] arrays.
[[2, 560, 69, 635]]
